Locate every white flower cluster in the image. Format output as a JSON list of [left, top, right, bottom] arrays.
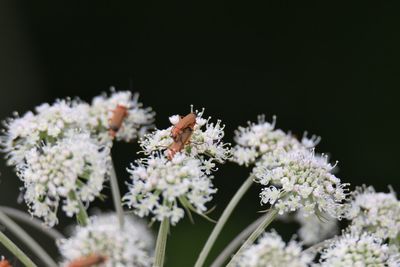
[[1, 89, 154, 166], [58, 214, 154, 267], [124, 153, 217, 225], [124, 109, 229, 225], [295, 209, 338, 246], [232, 115, 319, 166], [253, 149, 349, 218], [140, 109, 230, 163], [346, 186, 400, 240], [235, 231, 313, 267], [18, 132, 109, 226], [317, 232, 400, 267], [89, 89, 155, 143]]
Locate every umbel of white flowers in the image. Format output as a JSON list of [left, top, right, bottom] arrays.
[[1, 89, 155, 166], [234, 230, 313, 267], [231, 115, 320, 167], [58, 214, 154, 267], [346, 185, 400, 240], [123, 109, 231, 225], [1, 89, 155, 226], [18, 132, 109, 226], [253, 148, 349, 218], [316, 231, 400, 267]]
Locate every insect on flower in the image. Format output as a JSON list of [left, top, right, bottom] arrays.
[[170, 113, 196, 142], [167, 127, 194, 160], [67, 254, 107, 267], [109, 104, 128, 138]]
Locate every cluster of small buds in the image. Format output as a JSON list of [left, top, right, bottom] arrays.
[[234, 231, 313, 267], [139, 108, 230, 164], [123, 153, 217, 225], [124, 109, 229, 225], [316, 232, 400, 267], [295, 209, 338, 246], [58, 214, 154, 267], [231, 115, 320, 167], [253, 149, 349, 218], [1, 89, 155, 166], [346, 185, 400, 240], [17, 132, 110, 226]]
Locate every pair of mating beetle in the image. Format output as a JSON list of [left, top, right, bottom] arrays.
[[109, 104, 196, 160]]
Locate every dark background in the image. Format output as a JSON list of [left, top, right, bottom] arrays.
[[0, 2, 399, 266]]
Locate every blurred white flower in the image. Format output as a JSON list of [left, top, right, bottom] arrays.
[[18, 132, 109, 226], [139, 108, 230, 163], [346, 185, 400, 240], [123, 153, 217, 225], [235, 230, 313, 267], [317, 232, 400, 267], [231, 115, 319, 167], [254, 149, 349, 218], [295, 209, 338, 246], [58, 214, 154, 267]]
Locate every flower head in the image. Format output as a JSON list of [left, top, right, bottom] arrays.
[[139, 108, 230, 164], [1, 89, 154, 167], [1, 99, 89, 166], [346, 185, 400, 240], [317, 232, 400, 267], [18, 132, 109, 226], [58, 214, 154, 267], [232, 115, 319, 166], [235, 231, 313, 267], [124, 108, 229, 225], [89, 89, 155, 143], [254, 149, 349, 218], [123, 153, 217, 225]]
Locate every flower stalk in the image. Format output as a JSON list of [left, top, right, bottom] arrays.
[[0, 231, 37, 267], [109, 160, 125, 229], [153, 218, 170, 267], [226, 208, 278, 266], [0, 210, 56, 267], [194, 175, 254, 267]]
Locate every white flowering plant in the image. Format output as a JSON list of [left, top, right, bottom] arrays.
[[0, 90, 398, 267]]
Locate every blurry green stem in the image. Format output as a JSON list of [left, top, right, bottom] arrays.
[[109, 160, 125, 229], [153, 218, 169, 267], [0, 231, 37, 267], [0, 210, 56, 267], [69, 191, 89, 226], [194, 175, 254, 267], [0, 206, 64, 240], [210, 214, 265, 267], [226, 208, 278, 266]]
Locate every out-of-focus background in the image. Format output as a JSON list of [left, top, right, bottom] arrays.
[[0, 2, 399, 266]]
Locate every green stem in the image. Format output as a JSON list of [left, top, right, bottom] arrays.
[[0, 231, 37, 267], [109, 160, 125, 229], [0, 211, 56, 267], [226, 208, 278, 267], [194, 175, 254, 267], [76, 198, 89, 226], [153, 218, 170, 267], [210, 215, 265, 267], [0, 206, 64, 240]]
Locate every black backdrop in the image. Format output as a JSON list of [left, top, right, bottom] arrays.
[[0, 2, 399, 266]]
